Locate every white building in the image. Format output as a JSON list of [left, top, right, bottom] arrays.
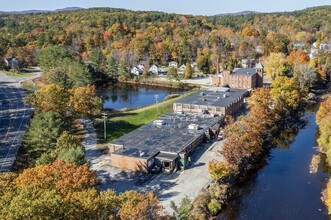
[[169, 61, 178, 68], [149, 64, 159, 74], [310, 42, 331, 59], [131, 66, 144, 75]]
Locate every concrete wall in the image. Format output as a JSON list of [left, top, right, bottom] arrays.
[[110, 153, 150, 172]]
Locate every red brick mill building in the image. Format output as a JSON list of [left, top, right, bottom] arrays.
[[211, 63, 264, 89]]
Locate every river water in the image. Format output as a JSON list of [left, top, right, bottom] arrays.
[[220, 111, 329, 220], [99, 83, 179, 110]]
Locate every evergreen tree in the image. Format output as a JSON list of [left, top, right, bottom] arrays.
[[105, 57, 118, 79]]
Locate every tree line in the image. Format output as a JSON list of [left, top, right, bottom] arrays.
[[0, 6, 330, 74]]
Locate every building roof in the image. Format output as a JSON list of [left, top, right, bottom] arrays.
[[255, 63, 263, 69], [232, 68, 257, 75], [174, 88, 247, 108], [111, 112, 223, 157], [155, 151, 179, 161]]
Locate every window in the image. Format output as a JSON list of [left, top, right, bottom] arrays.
[[163, 161, 171, 168]]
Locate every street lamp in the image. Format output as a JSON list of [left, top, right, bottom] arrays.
[[154, 95, 159, 116], [102, 112, 108, 140]]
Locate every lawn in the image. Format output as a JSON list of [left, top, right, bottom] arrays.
[[1, 70, 36, 77], [95, 92, 193, 143]]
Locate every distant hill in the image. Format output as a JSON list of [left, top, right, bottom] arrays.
[[214, 10, 261, 16], [0, 7, 82, 14]]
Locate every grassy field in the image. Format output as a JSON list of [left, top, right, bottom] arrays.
[[95, 92, 193, 144]]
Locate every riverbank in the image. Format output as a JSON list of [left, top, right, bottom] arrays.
[[117, 76, 198, 90], [219, 111, 328, 219]]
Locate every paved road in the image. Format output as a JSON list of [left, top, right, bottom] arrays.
[[0, 73, 39, 172]]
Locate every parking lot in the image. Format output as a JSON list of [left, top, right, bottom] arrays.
[[0, 73, 38, 172]]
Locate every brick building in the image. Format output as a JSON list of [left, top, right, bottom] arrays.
[[109, 113, 223, 172], [173, 88, 248, 116], [109, 88, 248, 173], [211, 63, 263, 89]]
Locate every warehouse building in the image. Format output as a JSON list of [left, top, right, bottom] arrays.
[[108, 87, 249, 173], [173, 87, 248, 116], [109, 112, 223, 173]]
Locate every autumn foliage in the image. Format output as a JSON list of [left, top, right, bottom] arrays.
[[0, 161, 163, 219], [219, 77, 305, 171], [25, 84, 102, 117]]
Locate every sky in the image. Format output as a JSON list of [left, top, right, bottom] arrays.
[[1, 0, 331, 15]]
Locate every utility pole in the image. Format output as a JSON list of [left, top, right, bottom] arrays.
[[155, 95, 159, 116], [102, 112, 108, 140]]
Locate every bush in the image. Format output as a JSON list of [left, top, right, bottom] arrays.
[[57, 147, 86, 165], [208, 160, 231, 180], [207, 198, 222, 216]]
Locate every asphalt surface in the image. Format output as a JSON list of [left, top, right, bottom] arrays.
[[0, 73, 38, 172]]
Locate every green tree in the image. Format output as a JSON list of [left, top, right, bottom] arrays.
[[105, 56, 118, 79], [65, 60, 94, 88], [23, 111, 67, 163], [57, 147, 86, 165], [48, 67, 72, 89], [170, 196, 193, 220], [37, 45, 72, 72], [184, 62, 194, 79], [270, 76, 302, 114], [167, 67, 179, 84], [197, 49, 210, 74], [207, 198, 222, 216], [263, 53, 288, 80], [90, 48, 106, 69]]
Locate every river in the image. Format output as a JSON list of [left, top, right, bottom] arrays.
[[99, 83, 180, 110], [219, 111, 329, 220]]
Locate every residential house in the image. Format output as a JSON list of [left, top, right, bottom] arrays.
[[149, 64, 159, 74], [169, 61, 178, 68], [4, 57, 19, 70], [310, 42, 331, 59], [130, 66, 144, 75]]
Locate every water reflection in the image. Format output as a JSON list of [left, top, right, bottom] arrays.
[[219, 112, 329, 220], [99, 83, 180, 110]]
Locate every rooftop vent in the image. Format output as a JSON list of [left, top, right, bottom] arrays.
[[200, 92, 205, 96], [139, 151, 146, 157], [188, 124, 199, 130], [153, 120, 164, 126], [223, 94, 227, 98], [203, 98, 207, 101]]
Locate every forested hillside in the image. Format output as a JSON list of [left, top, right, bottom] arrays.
[[0, 6, 330, 72]]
